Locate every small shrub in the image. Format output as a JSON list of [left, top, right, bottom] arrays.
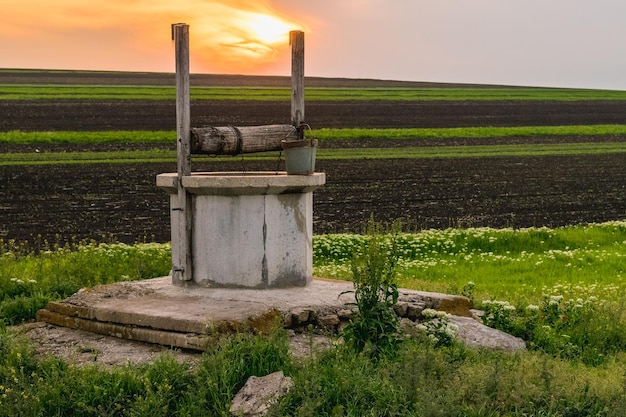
[[481, 299, 517, 334], [480, 287, 626, 365], [341, 218, 402, 359], [417, 308, 459, 347]]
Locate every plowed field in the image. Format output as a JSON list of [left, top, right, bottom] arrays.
[[1, 72, 625, 245]]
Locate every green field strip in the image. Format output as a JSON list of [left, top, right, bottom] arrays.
[[2, 84, 626, 101], [315, 142, 626, 159], [1, 142, 624, 166], [313, 125, 626, 140], [3, 126, 626, 145], [0, 149, 177, 164], [0, 130, 176, 144]]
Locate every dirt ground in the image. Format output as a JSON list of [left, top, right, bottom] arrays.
[[4, 99, 626, 132], [15, 322, 331, 368], [0, 70, 625, 245], [17, 322, 201, 367], [1, 71, 625, 364], [1, 153, 624, 245]]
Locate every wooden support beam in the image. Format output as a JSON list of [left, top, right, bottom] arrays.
[[191, 124, 298, 155], [290, 31, 305, 138], [172, 23, 193, 283]]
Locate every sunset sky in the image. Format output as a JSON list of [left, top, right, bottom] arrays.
[[2, 0, 625, 90]]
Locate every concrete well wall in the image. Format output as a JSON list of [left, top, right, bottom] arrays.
[[157, 172, 325, 288]]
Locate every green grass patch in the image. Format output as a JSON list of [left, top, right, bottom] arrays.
[[0, 149, 178, 165], [313, 221, 626, 304], [0, 241, 171, 325], [316, 142, 626, 159], [0, 330, 291, 417], [314, 221, 626, 365], [2, 222, 626, 415], [0, 130, 175, 145], [3, 126, 626, 146], [3, 84, 626, 101], [1, 142, 624, 166], [313, 124, 626, 140], [3, 332, 626, 416]]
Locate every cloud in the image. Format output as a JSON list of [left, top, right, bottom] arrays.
[[0, 0, 304, 73]]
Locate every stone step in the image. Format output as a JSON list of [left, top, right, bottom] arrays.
[[36, 276, 474, 351]]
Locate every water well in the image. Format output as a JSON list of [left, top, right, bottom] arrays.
[[157, 172, 325, 288], [159, 26, 324, 288]]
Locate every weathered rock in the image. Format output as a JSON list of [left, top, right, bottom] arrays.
[[405, 303, 425, 320], [229, 371, 294, 417], [318, 314, 340, 330], [399, 317, 423, 338], [393, 302, 408, 317], [289, 308, 311, 325], [449, 316, 526, 352], [399, 291, 473, 317], [337, 309, 353, 320]]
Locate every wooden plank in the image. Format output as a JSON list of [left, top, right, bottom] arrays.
[[290, 31, 305, 138], [191, 124, 298, 155], [173, 23, 193, 283]]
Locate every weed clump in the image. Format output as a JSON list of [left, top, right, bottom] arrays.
[[341, 218, 402, 359]]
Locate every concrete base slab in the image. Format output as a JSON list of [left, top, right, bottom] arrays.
[[36, 277, 473, 351]]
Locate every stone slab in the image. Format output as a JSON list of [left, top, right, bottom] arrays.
[[450, 316, 526, 353], [156, 172, 326, 196], [36, 277, 473, 351]]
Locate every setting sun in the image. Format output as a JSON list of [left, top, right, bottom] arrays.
[[206, 10, 299, 60], [187, 4, 306, 72], [247, 13, 294, 46]]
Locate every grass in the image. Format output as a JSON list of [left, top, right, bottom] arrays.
[[1, 126, 623, 166], [0, 330, 291, 417], [0, 130, 175, 145], [0, 149, 178, 166], [0, 240, 171, 325], [2, 331, 625, 416], [313, 221, 626, 304], [3, 84, 626, 101], [1, 221, 626, 415], [313, 221, 626, 367], [1, 142, 624, 166], [3, 125, 626, 145], [313, 124, 626, 140]]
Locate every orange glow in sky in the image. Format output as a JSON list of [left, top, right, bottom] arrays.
[[0, 0, 306, 74], [189, 4, 305, 72], [2, 0, 625, 89]]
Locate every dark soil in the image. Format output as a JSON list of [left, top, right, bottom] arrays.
[[4, 99, 626, 132], [1, 71, 625, 245], [1, 154, 624, 245]]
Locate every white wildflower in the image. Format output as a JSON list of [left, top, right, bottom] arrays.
[[421, 308, 437, 319]]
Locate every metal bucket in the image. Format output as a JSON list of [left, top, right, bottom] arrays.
[[281, 139, 318, 175]]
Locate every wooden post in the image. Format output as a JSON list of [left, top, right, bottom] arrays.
[[290, 31, 305, 138], [172, 23, 193, 283]]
